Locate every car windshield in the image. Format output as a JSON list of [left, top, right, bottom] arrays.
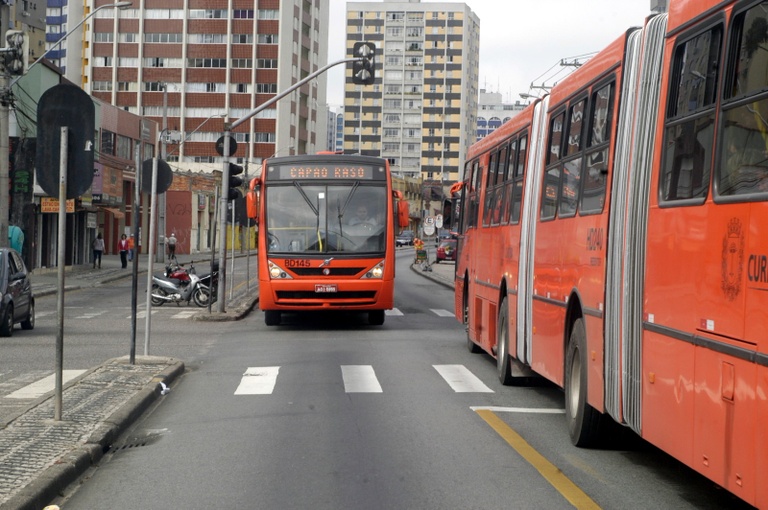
[[265, 183, 387, 255]]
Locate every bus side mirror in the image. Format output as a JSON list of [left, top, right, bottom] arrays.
[[397, 199, 409, 228], [246, 178, 260, 221]]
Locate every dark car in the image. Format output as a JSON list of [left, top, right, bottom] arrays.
[[396, 230, 415, 247], [0, 248, 34, 337], [435, 238, 457, 263]]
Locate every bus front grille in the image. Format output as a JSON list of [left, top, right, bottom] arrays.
[[275, 290, 377, 300]]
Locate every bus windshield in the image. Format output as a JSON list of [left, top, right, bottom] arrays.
[[265, 183, 387, 254]]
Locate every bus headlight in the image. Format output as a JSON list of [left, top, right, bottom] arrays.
[[364, 261, 385, 279], [268, 260, 291, 279]]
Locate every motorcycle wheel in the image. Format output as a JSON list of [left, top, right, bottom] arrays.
[[151, 285, 167, 306], [193, 287, 211, 307]]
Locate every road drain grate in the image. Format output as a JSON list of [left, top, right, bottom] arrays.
[[106, 429, 165, 454]]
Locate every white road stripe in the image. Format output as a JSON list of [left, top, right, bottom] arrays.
[[470, 406, 565, 414], [434, 365, 494, 393], [171, 311, 197, 319], [385, 308, 403, 316], [5, 370, 87, 399], [133, 310, 159, 319], [431, 309, 455, 317], [341, 365, 383, 393], [75, 311, 108, 319], [35, 311, 55, 318], [234, 367, 280, 395]]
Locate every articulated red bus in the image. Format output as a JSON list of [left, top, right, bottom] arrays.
[[246, 153, 406, 326], [454, 1, 767, 506]]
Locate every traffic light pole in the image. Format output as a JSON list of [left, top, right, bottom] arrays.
[[215, 56, 365, 312]]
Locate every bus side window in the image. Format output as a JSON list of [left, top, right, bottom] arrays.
[[541, 111, 565, 220], [660, 26, 721, 202], [482, 152, 497, 227], [582, 82, 613, 214], [718, 4, 768, 198], [511, 135, 527, 224]]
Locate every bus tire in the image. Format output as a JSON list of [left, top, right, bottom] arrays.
[[496, 297, 515, 385], [565, 318, 602, 447], [264, 310, 281, 326], [464, 285, 481, 353], [368, 310, 385, 326]]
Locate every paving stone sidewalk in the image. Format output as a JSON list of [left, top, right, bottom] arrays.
[[0, 356, 184, 510]]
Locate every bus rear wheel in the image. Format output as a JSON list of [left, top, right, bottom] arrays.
[[565, 318, 603, 447], [264, 310, 281, 326]]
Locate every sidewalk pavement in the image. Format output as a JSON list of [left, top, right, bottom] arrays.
[[0, 252, 450, 510]]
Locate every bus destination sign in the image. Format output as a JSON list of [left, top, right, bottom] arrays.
[[273, 165, 382, 180]]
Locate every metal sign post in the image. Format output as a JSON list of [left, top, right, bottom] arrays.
[[54, 127, 68, 421]]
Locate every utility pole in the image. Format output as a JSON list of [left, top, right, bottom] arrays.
[[0, 3, 11, 248]]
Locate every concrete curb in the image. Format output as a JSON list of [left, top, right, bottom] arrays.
[[0, 357, 185, 510], [193, 294, 259, 322], [410, 263, 454, 289]]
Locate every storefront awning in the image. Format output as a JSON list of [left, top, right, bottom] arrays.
[[100, 207, 125, 219]]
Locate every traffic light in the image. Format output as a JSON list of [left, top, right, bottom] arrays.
[[227, 162, 244, 201], [4, 30, 28, 75], [352, 42, 376, 85]]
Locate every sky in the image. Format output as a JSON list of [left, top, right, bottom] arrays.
[[326, 0, 654, 106]]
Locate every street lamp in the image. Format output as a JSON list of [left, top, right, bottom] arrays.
[[164, 112, 227, 158], [21, 1, 133, 80]]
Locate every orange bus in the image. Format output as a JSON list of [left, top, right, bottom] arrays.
[[454, 1, 767, 506], [246, 153, 405, 326]]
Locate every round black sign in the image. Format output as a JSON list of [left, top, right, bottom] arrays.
[[141, 159, 173, 194], [215, 135, 238, 157]]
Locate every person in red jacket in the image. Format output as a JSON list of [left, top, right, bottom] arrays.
[[118, 234, 129, 268]]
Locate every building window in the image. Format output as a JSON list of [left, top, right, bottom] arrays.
[[257, 9, 278, 19]]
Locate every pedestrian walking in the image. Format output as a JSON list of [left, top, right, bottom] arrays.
[[167, 232, 177, 259], [127, 234, 135, 261], [92, 233, 105, 268], [118, 234, 129, 268]]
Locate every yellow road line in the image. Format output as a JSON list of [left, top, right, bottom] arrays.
[[475, 409, 601, 510]]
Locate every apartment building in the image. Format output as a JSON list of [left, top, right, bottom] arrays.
[[344, 1, 479, 184], [476, 88, 526, 141], [59, 0, 330, 172]]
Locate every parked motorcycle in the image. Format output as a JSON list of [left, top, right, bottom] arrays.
[[151, 260, 212, 307], [192, 261, 219, 307]]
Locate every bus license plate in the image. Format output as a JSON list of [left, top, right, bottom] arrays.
[[315, 284, 337, 293]]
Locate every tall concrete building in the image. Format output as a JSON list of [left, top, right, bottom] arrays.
[[74, 0, 329, 171], [344, 1, 479, 184]]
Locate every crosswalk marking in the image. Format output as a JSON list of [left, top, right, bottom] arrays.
[[171, 310, 198, 319], [431, 309, 455, 317], [5, 370, 87, 399], [231, 364, 494, 396], [133, 310, 160, 319], [433, 365, 494, 393], [386, 308, 404, 316], [234, 367, 280, 395], [75, 310, 108, 320], [341, 365, 382, 393]]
